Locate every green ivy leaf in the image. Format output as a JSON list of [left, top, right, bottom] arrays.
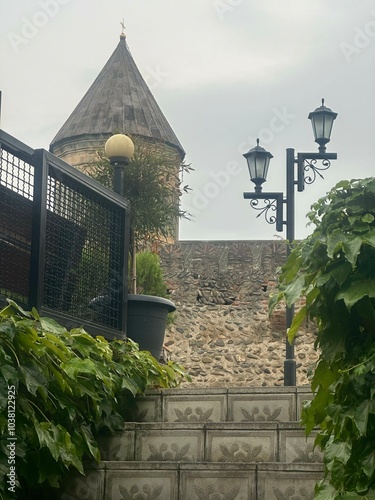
[[284, 275, 306, 306], [362, 450, 375, 479], [20, 362, 48, 397], [80, 425, 100, 462], [342, 236, 363, 266], [75, 378, 102, 400], [335, 279, 375, 310], [61, 358, 100, 380], [16, 326, 39, 352], [352, 400, 370, 436], [356, 476, 374, 495], [40, 317, 67, 335], [361, 213, 375, 224], [42, 333, 71, 359], [278, 249, 301, 284], [325, 440, 351, 466], [331, 262, 352, 287], [121, 377, 141, 396], [0, 320, 16, 341], [312, 360, 337, 392], [5, 299, 33, 318], [34, 422, 60, 461], [287, 306, 307, 343], [327, 229, 345, 259], [313, 482, 337, 500], [363, 229, 375, 248], [268, 291, 284, 315], [0, 363, 19, 384]]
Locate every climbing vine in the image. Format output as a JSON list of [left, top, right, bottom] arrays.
[[270, 178, 375, 499], [0, 301, 189, 499]]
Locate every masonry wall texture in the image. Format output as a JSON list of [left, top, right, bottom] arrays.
[[159, 241, 318, 388]]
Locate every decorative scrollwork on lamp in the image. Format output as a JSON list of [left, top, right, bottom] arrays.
[[303, 158, 331, 185], [249, 198, 279, 225]]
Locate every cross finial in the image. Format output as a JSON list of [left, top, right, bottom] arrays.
[[120, 19, 126, 37]]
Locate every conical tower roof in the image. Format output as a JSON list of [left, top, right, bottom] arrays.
[[50, 34, 185, 158]]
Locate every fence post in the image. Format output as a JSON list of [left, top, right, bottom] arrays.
[[29, 149, 48, 311]]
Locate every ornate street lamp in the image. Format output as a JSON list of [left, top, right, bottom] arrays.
[[243, 99, 338, 386], [308, 98, 338, 153], [243, 139, 273, 193], [105, 133, 134, 196]]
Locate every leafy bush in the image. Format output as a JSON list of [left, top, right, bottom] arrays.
[[270, 178, 375, 499], [85, 138, 193, 292], [0, 300, 189, 499], [87, 139, 192, 246]]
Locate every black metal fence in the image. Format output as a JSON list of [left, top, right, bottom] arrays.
[[0, 130, 129, 340]]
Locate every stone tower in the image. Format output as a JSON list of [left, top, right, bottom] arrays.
[[50, 33, 184, 167]]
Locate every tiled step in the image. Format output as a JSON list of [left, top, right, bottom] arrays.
[[98, 421, 322, 465], [61, 462, 324, 500], [133, 386, 313, 424]]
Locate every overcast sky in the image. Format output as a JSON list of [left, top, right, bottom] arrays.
[[1, 0, 375, 241]]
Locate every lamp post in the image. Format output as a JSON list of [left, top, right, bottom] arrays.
[[104, 133, 136, 296], [243, 99, 338, 386], [105, 133, 135, 195]]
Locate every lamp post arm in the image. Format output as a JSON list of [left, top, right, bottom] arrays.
[[243, 192, 284, 232], [297, 152, 337, 192]]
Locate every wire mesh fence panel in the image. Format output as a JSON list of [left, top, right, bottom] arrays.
[[44, 167, 125, 329], [0, 131, 128, 338], [0, 146, 34, 306]]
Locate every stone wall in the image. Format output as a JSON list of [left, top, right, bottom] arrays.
[[159, 241, 318, 388]]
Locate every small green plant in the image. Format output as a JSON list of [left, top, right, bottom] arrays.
[[134, 251, 167, 297], [0, 300, 189, 499], [270, 178, 375, 499], [134, 251, 175, 327]]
